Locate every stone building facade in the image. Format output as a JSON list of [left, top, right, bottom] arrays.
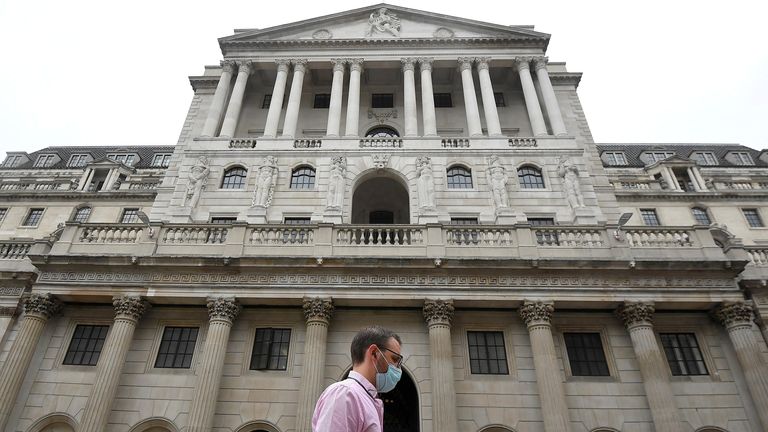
[[0, 4, 767, 432]]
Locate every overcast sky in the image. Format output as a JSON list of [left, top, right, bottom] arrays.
[[1, 0, 766, 158]]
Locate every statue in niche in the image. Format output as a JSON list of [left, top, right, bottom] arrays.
[[486, 155, 509, 209], [326, 156, 346, 211], [416, 156, 435, 210], [252, 156, 278, 208], [366, 7, 401, 37], [182, 156, 210, 208], [557, 156, 585, 209]]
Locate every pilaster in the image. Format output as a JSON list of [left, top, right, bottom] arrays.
[[295, 297, 334, 432], [423, 299, 458, 432]]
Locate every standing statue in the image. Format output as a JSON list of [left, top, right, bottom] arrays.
[[486, 155, 509, 209], [182, 156, 210, 208], [557, 156, 585, 208], [252, 156, 278, 208], [366, 7, 401, 37], [416, 156, 435, 210], [326, 156, 347, 211]]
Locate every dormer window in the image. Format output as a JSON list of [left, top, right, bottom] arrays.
[[107, 154, 135, 166], [2, 155, 23, 167], [152, 154, 172, 168], [691, 152, 718, 166], [34, 154, 57, 168], [68, 154, 90, 168], [603, 151, 627, 166], [645, 151, 674, 164], [732, 152, 754, 166]]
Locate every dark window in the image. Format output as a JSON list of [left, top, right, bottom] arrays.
[[262, 94, 272, 109], [221, 167, 247, 189], [284, 217, 311, 224], [494, 92, 505, 107], [446, 166, 473, 189], [433, 93, 453, 108], [369, 211, 394, 224], [450, 218, 479, 225], [640, 209, 661, 226], [211, 217, 237, 224], [563, 332, 610, 376], [313, 94, 331, 109], [120, 208, 139, 224], [529, 217, 558, 245], [659, 333, 708, 376], [371, 93, 394, 108], [290, 167, 316, 189], [528, 218, 555, 226], [743, 209, 764, 227], [155, 327, 199, 369], [467, 331, 509, 375], [73, 207, 92, 223], [518, 166, 545, 189], [691, 207, 711, 225], [692, 152, 717, 166], [250, 328, 291, 370], [365, 126, 400, 138], [63, 325, 109, 366], [22, 208, 44, 226]]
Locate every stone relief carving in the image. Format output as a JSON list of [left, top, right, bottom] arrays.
[[416, 156, 436, 210], [557, 156, 585, 209], [303, 297, 334, 324], [182, 156, 210, 208], [616, 301, 655, 328], [519, 301, 554, 326], [486, 155, 509, 209], [252, 156, 278, 208], [207, 297, 241, 322], [325, 156, 346, 211], [372, 154, 390, 171], [433, 27, 455, 38], [312, 29, 333, 40], [713, 301, 754, 328], [423, 299, 454, 327], [112, 295, 149, 321], [366, 7, 401, 37], [367, 108, 398, 124], [24, 293, 62, 319]]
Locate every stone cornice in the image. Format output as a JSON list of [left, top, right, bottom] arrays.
[[548, 72, 582, 88], [189, 76, 220, 91], [0, 190, 158, 202], [614, 191, 768, 201]]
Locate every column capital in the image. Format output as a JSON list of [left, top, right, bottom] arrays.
[[458, 57, 474, 71], [112, 295, 149, 322], [235, 60, 253, 74], [713, 301, 754, 329], [23, 293, 62, 319], [330, 58, 346, 72], [220, 60, 236, 73], [206, 297, 241, 323], [401, 57, 416, 72], [514, 57, 533, 71], [475, 57, 491, 70], [519, 300, 554, 327], [303, 297, 334, 325], [617, 301, 655, 329], [292, 59, 308, 73], [423, 299, 454, 327], [275, 59, 291, 73], [418, 57, 434, 71], [347, 58, 364, 72], [533, 56, 549, 71]]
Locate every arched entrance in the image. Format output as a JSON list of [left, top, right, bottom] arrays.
[[352, 173, 410, 224], [343, 369, 420, 432]]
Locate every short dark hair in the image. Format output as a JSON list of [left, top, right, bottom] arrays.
[[350, 326, 402, 365]]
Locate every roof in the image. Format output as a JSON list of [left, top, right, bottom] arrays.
[[595, 144, 768, 168], [3, 145, 175, 170]]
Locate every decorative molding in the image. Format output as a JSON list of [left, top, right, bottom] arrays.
[[519, 300, 554, 327], [400, 57, 416, 72], [713, 301, 754, 329], [372, 154, 390, 171], [433, 27, 455, 38], [348, 58, 364, 72], [475, 57, 491, 71], [292, 59, 308, 73], [206, 297, 241, 323], [367, 108, 398, 124], [275, 59, 291, 73], [312, 29, 332, 40], [220, 37, 549, 51], [330, 58, 346, 72], [418, 57, 434, 71], [236, 60, 254, 74], [423, 299, 454, 327], [616, 301, 655, 329], [303, 297, 334, 324], [514, 56, 532, 71], [0, 306, 19, 317], [24, 293, 62, 319], [0, 287, 24, 297], [533, 56, 549, 71], [458, 57, 474, 71], [112, 295, 149, 322], [220, 60, 236, 73]]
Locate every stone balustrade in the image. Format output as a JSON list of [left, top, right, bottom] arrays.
[[441, 138, 470, 148], [334, 225, 424, 246], [508, 137, 537, 147], [445, 226, 514, 246], [249, 225, 314, 245], [128, 181, 160, 190], [358, 138, 404, 148], [161, 226, 228, 244], [746, 247, 768, 266], [294, 139, 322, 148], [79, 225, 144, 244], [229, 138, 257, 148], [534, 228, 605, 247], [0, 242, 32, 259], [624, 228, 693, 248]]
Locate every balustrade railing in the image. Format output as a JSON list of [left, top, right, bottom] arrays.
[[335, 225, 423, 246], [615, 181, 654, 190], [0, 242, 32, 259], [445, 226, 514, 246], [441, 138, 470, 148], [161, 226, 228, 244], [535, 228, 605, 247], [229, 139, 256, 149], [359, 138, 403, 148], [508, 137, 537, 147], [747, 248, 768, 266], [294, 139, 322, 148], [249, 226, 314, 245], [129, 182, 160, 190], [79, 225, 144, 244], [624, 228, 693, 247]]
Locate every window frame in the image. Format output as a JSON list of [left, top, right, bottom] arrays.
[[68, 154, 90, 168], [691, 207, 711, 225], [645, 151, 675, 164], [691, 152, 718, 166], [493, 92, 505, 107], [153, 326, 200, 370], [0, 208, 8, 223], [555, 321, 618, 380], [517, 165, 546, 189], [731, 151, 754, 166], [562, 332, 611, 377], [3, 155, 23, 167], [72, 206, 92, 223], [120, 208, 140, 224], [446, 165, 473, 189], [433, 93, 453, 108], [603, 151, 628, 166], [152, 153, 172, 168], [313, 93, 331, 109], [658, 332, 710, 377], [742, 208, 765, 228], [371, 93, 394, 109], [34, 154, 56, 168], [466, 330, 510, 375], [210, 217, 237, 224], [262, 94, 272, 109], [21, 208, 45, 227], [107, 154, 136, 166], [640, 208, 661, 226], [289, 166, 316, 189], [221, 166, 248, 189], [62, 324, 110, 366], [250, 327, 292, 371]]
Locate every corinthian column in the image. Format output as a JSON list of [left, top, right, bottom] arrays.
[[79, 296, 149, 432], [295, 297, 334, 432], [344, 59, 364, 137], [219, 61, 253, 138], [0, 293, 61, 430], [533, 57, 567, 136], [263, 60, 291, 138], [419, 58, 437, 136], [186, 297, 241, 432], [282, 59, 308, 138], [423, 299, 458, 432], [201, 60, 235, 137], [476, 57, 502, 136], [326, 59, 346, 137], [458, 57, 483, 137], [617, 302, 684, 432], [515, 57, 547, 136], [713, 301, 768, 430], [402, 58, 418, 137], [519, 301, 571, 432]]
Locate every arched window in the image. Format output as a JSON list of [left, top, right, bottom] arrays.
[[446, 165, 473, 188], [365, 126, 399, 137], [518, 166, 545, 189], [221, 167, 247, 189], [290, 166, 316, 189], [72, 206, 92, 223], [691, 207, 711, 225]]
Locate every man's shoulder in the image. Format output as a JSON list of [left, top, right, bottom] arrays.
[[323, 378, 356, 394]]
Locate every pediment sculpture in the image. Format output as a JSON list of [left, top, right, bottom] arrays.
[[366, 7, 401, 37]]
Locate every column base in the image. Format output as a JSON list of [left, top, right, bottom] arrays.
[[245, 206, 268, 224]]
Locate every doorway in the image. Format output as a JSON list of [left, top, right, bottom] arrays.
[[342, 368, 420, 432], [352, 175, 410, 224]]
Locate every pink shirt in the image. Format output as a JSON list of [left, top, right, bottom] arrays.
[[312, 371, 384, 432]]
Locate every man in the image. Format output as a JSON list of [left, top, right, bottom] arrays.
[[312, 326, 403, 432]]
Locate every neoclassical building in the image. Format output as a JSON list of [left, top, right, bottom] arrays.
[[0, 4, 767, 432]]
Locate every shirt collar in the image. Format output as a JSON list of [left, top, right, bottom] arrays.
[[349, 370, 377, 396]]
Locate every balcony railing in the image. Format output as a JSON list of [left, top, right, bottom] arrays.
[[0, 241, 33, 259]]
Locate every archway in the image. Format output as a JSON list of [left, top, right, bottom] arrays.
[[342, 368, 420, 432], [352, 174, 410, 224], [27, 413, 78, 432]]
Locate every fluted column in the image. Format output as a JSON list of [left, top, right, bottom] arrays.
[[713, 302, 768, 430], [533, 57, 567, 136], [263, 60, 291, 138], [295, 297, 334, 432], [458, 57, 483, 137], [79, 296, 149, 432], [519, 301, 571, 432], [282, 59, 308, 138], [419, 58, 437, 137], [218, 61, 253, 138], [186, 297, 241, 432], [201, 61, 235, 137], [617, 302, 684, 432], [423, 299, 458, 432], [402, 58, 418, 137], [0, 293, 61, 430], [326, 59, 346, 137], [344, 59, 363, 137], [476, 57, 502, 136], [515, 57, 547, 136]]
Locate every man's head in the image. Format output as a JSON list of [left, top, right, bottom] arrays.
[[350, 326, 403, 390]]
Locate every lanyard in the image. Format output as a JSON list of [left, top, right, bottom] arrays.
[[348, 377, 377, 401]]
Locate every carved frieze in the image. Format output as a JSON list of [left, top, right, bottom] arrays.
[[207, 297, 241, 323], [433, 27, 454, 38], [303, 297, 334, 324], [423, 299, 454, 327], [312, 29, 332, 40], [24, 293, 62, 319]]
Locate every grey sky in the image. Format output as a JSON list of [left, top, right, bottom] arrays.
[[1, 0, 765, 158]]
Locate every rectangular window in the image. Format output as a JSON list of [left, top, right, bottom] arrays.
[[640, 209, 660, 226], [433, 93, 453, 108], [34, 154, 56, 168], [3, 155, 22, 167], [692, 152, 718, 166], [732, 152, 754, 166], [563, 332, 610, 376], [450, 217, 479, 225], [604, 152, 628, 166], [63, 324, 109, 366], [313, 94, 331, 109], [284, 217, 311, 224], [467, 331, 509, 375], [73, 207, 92, 223], [283, 217, 311, 243], [155, 326, 199, 369], [120, 208, 140, 224], [22, 208, 44, 227], [262, 94, 272, 109], [152, 154, 171, 167], [68, 154, 89, 168], [371, 93, 394, 108], [529, 217, 558, 245], [743, 209, 764, 227], [494, 92, 505, 107], [659, 333, 708, 376], [107, 154, 135, 166], [250, 328, 291, 370], [211, 217, 237, 224], [646, 152, 674, 163]]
